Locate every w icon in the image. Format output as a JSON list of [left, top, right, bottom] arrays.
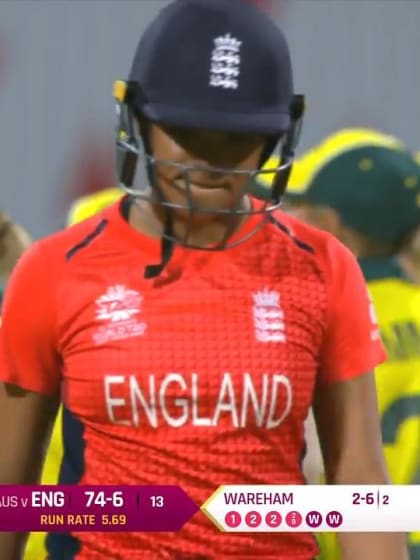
[[325, 511, 343, 528], [305, 511, 323, 528]]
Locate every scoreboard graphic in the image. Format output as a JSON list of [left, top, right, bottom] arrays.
[[0, 486, 197, 532], [201, 485, 420, 532], [0, 485, 418, 532]]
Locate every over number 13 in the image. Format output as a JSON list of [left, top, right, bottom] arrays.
[[150, 495, 164, 508]]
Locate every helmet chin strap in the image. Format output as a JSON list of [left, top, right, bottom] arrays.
[[141, 126, 177, 279], [143, 213, 175, 279]]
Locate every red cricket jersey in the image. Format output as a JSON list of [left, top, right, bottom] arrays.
[[0, 197, 385, 559]]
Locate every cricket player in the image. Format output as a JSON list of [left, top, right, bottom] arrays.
[[0, 2, 405, 559], [274, 128, 420, 560]]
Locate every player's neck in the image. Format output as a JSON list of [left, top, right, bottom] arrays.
[[127, 198, 250, 247]]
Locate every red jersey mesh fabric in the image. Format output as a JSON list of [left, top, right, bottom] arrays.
[[0, 199, 386, 559]]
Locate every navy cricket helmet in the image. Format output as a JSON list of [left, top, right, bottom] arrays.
[[114, 0, 304, 273]]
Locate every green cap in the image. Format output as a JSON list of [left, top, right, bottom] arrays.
[[286, 145, 420, 245]]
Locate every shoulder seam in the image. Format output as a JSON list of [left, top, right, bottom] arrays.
[[66, 219, 108, 261], [269, 215, 315, 253]]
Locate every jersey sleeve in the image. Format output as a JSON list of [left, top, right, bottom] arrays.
[[0, 241, 61, 395], [319, 239, 386, 384]]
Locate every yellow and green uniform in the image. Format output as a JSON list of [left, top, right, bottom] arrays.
[[24, 187, 122, 560], [255, 128, 404, 202], [256, 130, 420, 560], [317, 258, 420, 560]]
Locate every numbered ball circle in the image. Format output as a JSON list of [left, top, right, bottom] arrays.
[[225, 510, 242, 528], [265, 511, 282, 528], [245, 510, 262, 528], [285, 510, 303, 528]]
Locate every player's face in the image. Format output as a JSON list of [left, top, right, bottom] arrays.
[[148, 122, 266, 212]]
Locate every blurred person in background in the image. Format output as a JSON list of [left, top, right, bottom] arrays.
[[399, 225, 420, 287], [56, 130, 115, 220], [258, 145, 420, 294], [259, 128, 420, 560], [0, 1, 406, 559], [0, 210, 31, 308], [399, 151, 420, 286], [66, 186, 123, 226]]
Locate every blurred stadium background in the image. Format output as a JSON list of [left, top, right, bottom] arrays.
[[0, 0, 419, 237]]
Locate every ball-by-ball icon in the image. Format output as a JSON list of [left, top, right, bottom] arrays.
[[265, 511, 282, 528], [305, 511, 323, 528], [225, 511, 241, 528], [245, 510, 262, 528], [326, 511, 343, 528], [285, 511, 303, 528]]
